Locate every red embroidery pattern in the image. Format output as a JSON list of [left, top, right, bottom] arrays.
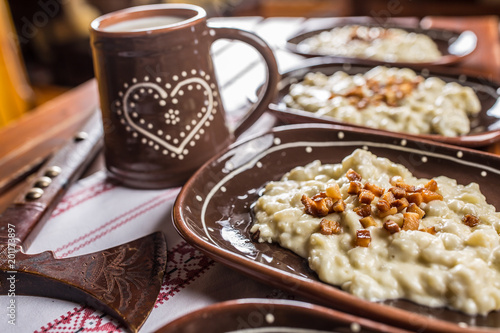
[[155, 241, 215, 307], [53, 188, 179, 258], [51, 181, 116, 218], [35, 307, 122, 333], [36, 241, 213, 333]]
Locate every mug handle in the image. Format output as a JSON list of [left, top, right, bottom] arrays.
[[208, 26, 280, 138]]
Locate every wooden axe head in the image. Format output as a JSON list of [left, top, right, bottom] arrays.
[[0, 231, 166, 332]]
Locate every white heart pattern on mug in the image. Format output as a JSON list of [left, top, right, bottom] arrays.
[[114, 71, 218, 160]]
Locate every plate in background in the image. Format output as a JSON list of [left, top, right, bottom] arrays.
[[157, 298, 411, 333], [268, 58, 500, 147], [174, 123, 500, 333], [285, 17, 477, 67]]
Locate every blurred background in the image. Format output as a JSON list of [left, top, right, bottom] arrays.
[[2, 0, 500, 127]]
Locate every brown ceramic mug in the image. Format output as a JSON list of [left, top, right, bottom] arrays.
[[90, 4, 279, 189]]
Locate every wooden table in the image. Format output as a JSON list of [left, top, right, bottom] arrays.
[[1, 15, 499, 213]]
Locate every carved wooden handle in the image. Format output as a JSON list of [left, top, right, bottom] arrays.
[[0, 112, 103, 250]]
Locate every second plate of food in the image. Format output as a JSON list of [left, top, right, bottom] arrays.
[[285, 17, 477, 66], [174, 123, 500, 333], [268, 59, 500, 147]]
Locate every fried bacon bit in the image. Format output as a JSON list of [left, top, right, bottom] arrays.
[[360, 216, 377, 228], [392, 197, 409, 212], [332, 199, 346, 213], [334, 73, 422, 110], [325, 183, 342, 201], [364, 182, 384, 197], [355, 229, 371, 247], [406, 192, 423, 206], [376, 199, 391, 213], [407, 203, 425, 219], [420, 189, 443, 203], [302, 187, 346, 217], [346, 169, 362, 182], [381, 191, 395, 205], [462, 214, 480, 228], [402, 212, 420, 231], [420, 226, 436, 235], [320, 218, 342, 235], [424, 179, 439, 192], [389, 186, 406, 199], [390, 176, 416, 192], [354, 204, 372, 217], [301, 194, 331, 217], [359, 189, 375, 204], [379, 206, 398, 218], [383, 220, 401, 234], [347, 181, 363, 195]]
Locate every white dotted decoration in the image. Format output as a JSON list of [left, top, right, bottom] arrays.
[[350, 322, 361, 333], [273, 138, 281, 145], [118, 70, 214, 160], [457, 151, 463, 158], [256, 161, 263, 168], [220, 186, 226, 192], [338, 131, 345, 139], [306, 147, 313, 153], [481, 171, 487, 177], [265, 313, 275, 324], [421, 156, 428, 163], [196, 195, 203, 202], [401, 139, 407, 146]]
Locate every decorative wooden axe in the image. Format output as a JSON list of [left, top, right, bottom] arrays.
[[0, 112, 167, 332]]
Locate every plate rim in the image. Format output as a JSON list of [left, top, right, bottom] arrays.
[[157, 298, 412, 333], [173, 123, 500, 333]]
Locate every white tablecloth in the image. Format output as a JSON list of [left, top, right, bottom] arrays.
[[1, 169, 295, 332]]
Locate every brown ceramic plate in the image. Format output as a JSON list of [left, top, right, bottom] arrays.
[[157, 298, 411, 333], [285, 17, 477, 67], [173, 124, 500, 333], [268, 58, 500, 147]]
